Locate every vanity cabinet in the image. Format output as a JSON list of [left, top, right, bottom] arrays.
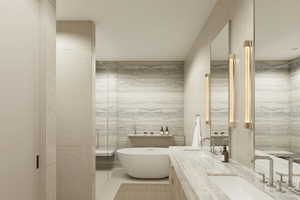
[[169, 167, 188, 200]]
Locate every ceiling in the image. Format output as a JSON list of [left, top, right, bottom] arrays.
[[57, 0, 217, 61], [255, 0, 300, 60]]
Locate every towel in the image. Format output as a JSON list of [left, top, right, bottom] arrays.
[[192, 115, 202, 147]]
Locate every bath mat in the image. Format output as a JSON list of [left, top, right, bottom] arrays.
[[114, 183, 172, 200]]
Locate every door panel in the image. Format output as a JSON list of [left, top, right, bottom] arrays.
[[0, 1, 40, 200]]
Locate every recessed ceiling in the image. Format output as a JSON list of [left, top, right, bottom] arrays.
[[57, 0, 217, 61], [255, 0, 300, 60]]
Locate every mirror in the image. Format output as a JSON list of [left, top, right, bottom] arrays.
[[209, 23, 230, 152], [254, 0, 300, 188]]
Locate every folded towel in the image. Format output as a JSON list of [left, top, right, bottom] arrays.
[[192, 115, 201, 147]]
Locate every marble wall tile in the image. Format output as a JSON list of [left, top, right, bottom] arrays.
[[96, 61, 184, 148], [211, 61, 229, 134], [289, 57, 300, 152], [255, 61, 290, 151], [255, 58, 300, 152]]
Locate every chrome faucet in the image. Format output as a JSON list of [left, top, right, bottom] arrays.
[[254, 155, 274, 187], [288, 156, 300, 187]]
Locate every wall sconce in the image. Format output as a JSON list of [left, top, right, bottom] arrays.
[[244, 40, 253, 128], [205, 73, 210, 125], [229, 55, 236, 127]]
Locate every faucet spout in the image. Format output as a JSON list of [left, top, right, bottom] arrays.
[[254, 155, 274, 187], [201, 137, 210, 148]]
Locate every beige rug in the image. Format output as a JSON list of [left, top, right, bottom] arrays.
[[114, 183, 172, 200]]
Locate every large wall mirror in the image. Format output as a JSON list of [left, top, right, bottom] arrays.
[[209, 23, 230, 153], [254, 0, 300, 188]]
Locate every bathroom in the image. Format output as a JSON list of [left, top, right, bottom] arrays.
[[2, 0, 300, 200]]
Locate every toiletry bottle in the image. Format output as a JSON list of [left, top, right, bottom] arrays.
[[165, 126, 169, 135], [160, 126, 164, 135], [223, 145, 229, 162]]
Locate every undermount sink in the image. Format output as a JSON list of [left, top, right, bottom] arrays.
[[208, 175, 273, 200]]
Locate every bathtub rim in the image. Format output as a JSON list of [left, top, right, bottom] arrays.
[[117, 147, 170, 156]]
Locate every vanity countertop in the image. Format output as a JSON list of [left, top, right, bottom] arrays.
[[169, 146, 299, 200], [128, 134, 174, 137]]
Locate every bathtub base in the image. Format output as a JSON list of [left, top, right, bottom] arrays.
[[117, 148, 170, 179]]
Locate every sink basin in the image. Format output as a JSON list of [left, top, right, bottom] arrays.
[[208, 176, 273, 200]]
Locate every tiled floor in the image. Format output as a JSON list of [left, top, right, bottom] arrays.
[[96, 168, 169, 200]]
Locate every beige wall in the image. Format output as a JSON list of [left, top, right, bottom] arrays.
[[0, 1, 40, 199], [39, 0, 56, 200], [0, 0, 56, 200], [56, 21, 96, 200], [184, 0, 254, 167]]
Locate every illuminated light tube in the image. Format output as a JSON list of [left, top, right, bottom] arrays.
[[205, 73, 210, 125], [244, 40, 253, 128], [229, 55, 236, 127]]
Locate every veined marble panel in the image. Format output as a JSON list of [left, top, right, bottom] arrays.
[[96, 61, 184, 149], [290, 57, 300, 153], [211, 61, 229, 134], [255, 60, 290, 151]]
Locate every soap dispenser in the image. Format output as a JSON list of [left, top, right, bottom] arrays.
[[222, 145, 229, 163], [160, 126, 164, 135], [165, 126, 169, 135]]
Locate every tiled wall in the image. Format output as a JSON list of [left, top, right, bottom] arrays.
[[96, 61, 185, 149], [211, 61, 229, 135], [255, 61, 290, 151], [255, 57, 300, 153], [290, 57, 300, 153]]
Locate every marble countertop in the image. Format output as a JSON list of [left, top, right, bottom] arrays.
[[169, 146, 300, 200], [128, 134, 174, 137], [262, 150, 293, 156]]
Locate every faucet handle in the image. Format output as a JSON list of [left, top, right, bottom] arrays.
[[295, 181, 300, 192], [257, 172, 267, 183], [275, 171, 286, 183], [276, 180, 285, 193]]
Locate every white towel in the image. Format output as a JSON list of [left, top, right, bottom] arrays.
[[192, 115, 201, 147]]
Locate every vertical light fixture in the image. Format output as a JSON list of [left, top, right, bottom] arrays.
[[205, 73, 210, 125], [244, 40, 253, 128], [229, 55, 236, 127]]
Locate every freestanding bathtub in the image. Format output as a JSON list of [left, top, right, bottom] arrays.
[[117, 147, 170, 179]]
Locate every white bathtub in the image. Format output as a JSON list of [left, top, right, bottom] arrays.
[[117, 147, 170, 179]]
